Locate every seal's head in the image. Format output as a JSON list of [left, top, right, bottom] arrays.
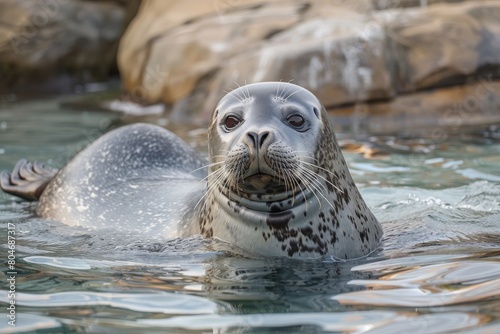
[[202, 82, 382, 259], [208, 82, 325, 203]]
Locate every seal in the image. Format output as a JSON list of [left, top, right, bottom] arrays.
[[1, 82, 383, 259]]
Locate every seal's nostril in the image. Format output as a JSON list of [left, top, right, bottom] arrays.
[[247, 131, 270, 149], [247, 132, 258, 149], [259, 131, 269, 148]]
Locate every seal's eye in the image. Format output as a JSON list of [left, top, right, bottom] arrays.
[[287, 115, 305, 128], [224, 115, 242, 130]]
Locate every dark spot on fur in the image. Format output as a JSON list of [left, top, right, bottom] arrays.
[[330, 231, 338, 244], [288, 240, 299, 256], [269, 203, 281, 212], [266, 210, 294, 229], [359, 229, 369, 243], [340, 187, 351, 205], [300, 226, 313, 236]]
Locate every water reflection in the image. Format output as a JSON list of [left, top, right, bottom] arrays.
[[0, 97, 499, 333], [335, 256, 500, 307]]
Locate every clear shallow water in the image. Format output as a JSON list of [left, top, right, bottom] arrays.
[[0, 96, 499, 333]]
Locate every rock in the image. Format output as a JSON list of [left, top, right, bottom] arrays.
[[380, 1, 500, 92], [209, 13, 393, 115], [0, 0, 140, 93], [118, 0, 309, 105], [328, 79, 500, 135], [372, 0, 468, 10], [118, 0, 500, 124]]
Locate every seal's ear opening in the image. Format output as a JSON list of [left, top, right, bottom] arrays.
[[313, 107, 320, 119]]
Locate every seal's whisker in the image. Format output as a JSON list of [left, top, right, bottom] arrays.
[[275, 80, 283, 100], [297, 170, 322, 210], [309, 179, 337, 211], [286, 166, 299, 194], [294, 151, 317, 159], [211, 155, 230, 160], [298, 160, 342, 184], [242, 81, 250, 100], [234, 82, 249, 102], [221, 169, 233, 194], [226, 88, 245, 103], [291, 170, 308, 211], [281, 79, 296, 100], [299, 169, 336, 211], [236, 90, 247, 103], [233, 159, 246, 195], [280, 81, 291, 100], [190, 161, 224, 174], [279, 162, 298, 205], [198, 166, 226, 187], [284, 87, 300, 101], [300, 164, 344, 194], [198, 167, 226, 183], [283, 169, 293, 197], [194, 185, 211, 210], [299, 167, 329, 193], [209, 167, 231, 196], [295, 153, 320, 165], [299, 167, 329, 196], [244, 80, 251, 101], [286, 170, 297, 206], [269, 158, 304, 208]]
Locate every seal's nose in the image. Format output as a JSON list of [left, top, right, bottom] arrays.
[[246, 131, 270, 149]]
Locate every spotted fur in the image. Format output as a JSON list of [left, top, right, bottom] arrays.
[[0, 83, 382, 260], [196, 82, 383, 259]]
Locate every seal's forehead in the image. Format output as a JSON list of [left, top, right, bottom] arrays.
[[217, 82, 321, 110]]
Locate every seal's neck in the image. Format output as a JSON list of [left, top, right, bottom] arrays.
[[209, 183, 323, 230]]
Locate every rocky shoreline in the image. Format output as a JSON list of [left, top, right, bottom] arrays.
[[1, 0, 499, 131]]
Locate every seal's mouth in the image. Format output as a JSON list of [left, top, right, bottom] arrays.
[[238, 172, 285, 194], [244, 173, 275, 188]]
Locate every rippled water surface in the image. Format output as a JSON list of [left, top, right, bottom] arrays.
[[0, 95, 499, 333]]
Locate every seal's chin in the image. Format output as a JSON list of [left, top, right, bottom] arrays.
[[238, 173, 286, 194]]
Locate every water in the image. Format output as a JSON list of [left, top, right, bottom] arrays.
[[0, 95, 499, 333]]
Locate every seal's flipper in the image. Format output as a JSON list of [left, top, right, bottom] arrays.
[[0, 159, 58, 201]]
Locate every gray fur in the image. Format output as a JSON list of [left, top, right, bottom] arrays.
[[1, 82, 383, 259], [196, 82, 383, 259], [37, 123, 207, 236]]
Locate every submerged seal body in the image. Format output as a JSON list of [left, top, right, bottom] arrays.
[[1, 82, 382, 259]]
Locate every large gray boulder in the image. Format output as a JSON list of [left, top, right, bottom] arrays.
[[118, 0, 500, 124], [0, 0, 140, 93]]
